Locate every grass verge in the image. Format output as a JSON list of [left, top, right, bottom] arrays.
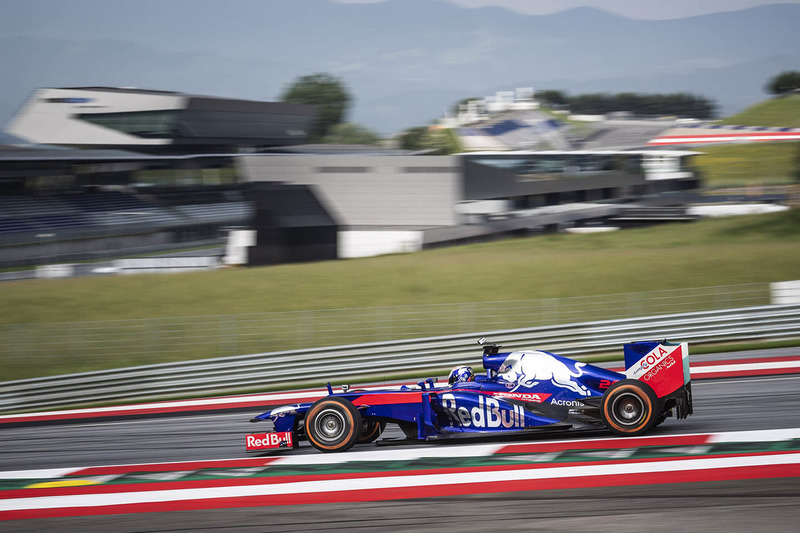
[[693, 141, 799, 188], [1, 208, 798, 381]]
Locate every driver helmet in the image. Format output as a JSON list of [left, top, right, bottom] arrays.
[[448, 365, 475, 385]]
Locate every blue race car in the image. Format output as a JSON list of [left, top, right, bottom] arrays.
[[246, 338, 693, 453]]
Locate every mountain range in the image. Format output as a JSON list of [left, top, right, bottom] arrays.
[[0, 0, 797, 135]]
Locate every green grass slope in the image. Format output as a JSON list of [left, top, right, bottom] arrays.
[[3, 209, 799, 326], [695, 94, 800, 187], [693, 141, 799, 187], [719, 94, 800, 127], [2, 209, 799, 380]]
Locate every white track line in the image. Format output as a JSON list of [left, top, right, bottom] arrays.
[[3, 453, 798, 512]]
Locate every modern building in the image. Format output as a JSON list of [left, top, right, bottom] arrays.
[[236, 149, 700, 259], [6, 87, 317, 154], [0, 87, 707, 269]]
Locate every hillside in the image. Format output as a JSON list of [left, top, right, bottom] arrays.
[[693, 94, 800, 187], [693, 141, 799, 187], [719, 94, 800, 127]]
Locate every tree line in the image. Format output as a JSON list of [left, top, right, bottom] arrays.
[[536, 90, 716, 119], [278, 70, 799, 149], [767, 71, 800, 95]]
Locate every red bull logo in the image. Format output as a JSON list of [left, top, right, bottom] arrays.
[[498, 351, 590, 396], [441, 393, 524, 428], [246, 431, 292, 450]]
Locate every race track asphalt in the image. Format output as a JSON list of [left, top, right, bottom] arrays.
[[2, 374, 799, 531], [5, 478, 796, 532]]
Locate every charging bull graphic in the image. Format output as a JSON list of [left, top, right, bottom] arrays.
[[498, 351, 590, 396]]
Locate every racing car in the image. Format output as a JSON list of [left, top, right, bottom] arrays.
[[246, 338, 692, 453]]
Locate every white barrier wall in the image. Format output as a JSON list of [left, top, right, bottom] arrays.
[[35, 264, 75, 279], [338, 230, 423, 258], [114, 256, 219, 274], [223, 230, 257, 265], [772, 281, 800, 304], [689, 205, 789, 217]]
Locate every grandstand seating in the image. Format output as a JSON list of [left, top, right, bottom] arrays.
[[173, 202, 251, 224], [457, 111, 573, 150], [64, 191, 150, 212], [0, 189, 252, 239], [578, 121, 674, 150]]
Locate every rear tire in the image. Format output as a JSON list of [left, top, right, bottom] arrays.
[[305, 397, 362, 453], [601, 379, 661, 437]]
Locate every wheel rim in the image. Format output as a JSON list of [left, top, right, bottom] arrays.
[[314, 408, 346, 443], [611, 392, 645, 427]]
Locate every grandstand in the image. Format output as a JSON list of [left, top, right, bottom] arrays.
[[577, 120, 677, 150], [0, 186, 252, 267], [0, 86, 717, 273], [458, 111, 574, 151], [0, 85, 320, 269], [458, 109, 800, 152], [0, 140, 253, 268]]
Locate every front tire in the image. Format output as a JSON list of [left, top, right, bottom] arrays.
[[601, 379, 661, 437], [305, 397, 362, 453]]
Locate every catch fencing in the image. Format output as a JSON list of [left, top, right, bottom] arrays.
[[0, 283, 771, 382], [2, 302, 799, 414]]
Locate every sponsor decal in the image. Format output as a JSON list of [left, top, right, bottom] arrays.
[[643, 355, 676, 382], [487, 391, 551, 403], [550, 399, 585, 407], [246, 431, 293, 450], [627, 344, 680, 380], [441, 393, 524, 429], [498, 351, 590, 396], [626, 343, 687, 397]]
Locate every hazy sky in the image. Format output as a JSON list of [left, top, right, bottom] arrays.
[[1, 0, 797, 132], [336, 0, 800, 19]]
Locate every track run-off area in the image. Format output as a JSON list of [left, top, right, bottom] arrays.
[[1, 349, 799, 530]]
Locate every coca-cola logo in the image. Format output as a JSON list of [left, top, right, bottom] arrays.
[[638, 346, 670, 373], [643, 355, 676, 382]]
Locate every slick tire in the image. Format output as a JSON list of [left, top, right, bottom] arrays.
[[305, 397, 362, 453], [601, 379, 661, 437], [358, 419, 386, 444]]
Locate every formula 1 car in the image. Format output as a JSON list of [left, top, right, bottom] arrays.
[[246, 339, 693, 453]]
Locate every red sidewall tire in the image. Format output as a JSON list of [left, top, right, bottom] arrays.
[[305, 397, 362, 453], [602, 379, 661, 437]]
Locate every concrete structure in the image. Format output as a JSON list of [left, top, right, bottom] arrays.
[[236, 150, 700, 258], [238, 155, 462, 227], [238, 155, 462, 258], [6, 87, 317, 154], [0, 87, 708, 265]]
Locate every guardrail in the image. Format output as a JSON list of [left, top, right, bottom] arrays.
[[2, 303, 799, 414]]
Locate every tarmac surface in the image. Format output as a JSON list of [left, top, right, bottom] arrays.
[[1, 373, 799, 531]]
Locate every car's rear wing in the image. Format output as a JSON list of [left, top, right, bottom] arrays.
[[623, 340, 690, 399]]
